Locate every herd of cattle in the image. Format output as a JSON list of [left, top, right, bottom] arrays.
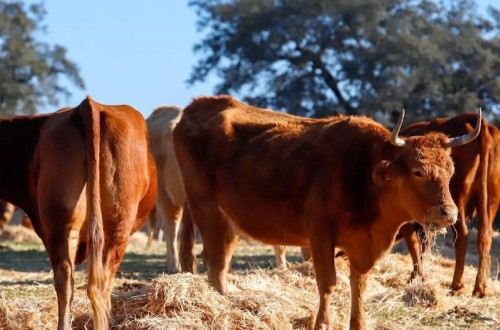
[[0, 95, 498, 330]]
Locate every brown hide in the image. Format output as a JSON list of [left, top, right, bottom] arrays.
[[0, 97, 157, 330], [174, 95, 475, 330], [400, 115, 499, 297]]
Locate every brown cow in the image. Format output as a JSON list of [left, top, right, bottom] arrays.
[[174, 95, 480, 330], [0, 97, 157, 330], [399, 114, 499, 297], [147, 106, 310, 271]]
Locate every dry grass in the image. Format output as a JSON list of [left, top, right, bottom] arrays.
[[0, 225, 499, 329]]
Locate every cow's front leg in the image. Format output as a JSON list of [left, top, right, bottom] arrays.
[[310, 234, 336, 330], [349, 265, 367, 330]]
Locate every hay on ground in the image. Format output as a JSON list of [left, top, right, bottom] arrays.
[[0, 233, 499, 329]]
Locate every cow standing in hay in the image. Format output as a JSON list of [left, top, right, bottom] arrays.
[[146, 106, 186, 273], [174, 95, 480, 330], [398, 114, 500, 297], [0, 96, 157, 330]]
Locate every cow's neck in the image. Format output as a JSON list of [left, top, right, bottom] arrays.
[[0, 115, 48, 213], [344, 191, 414, 274]]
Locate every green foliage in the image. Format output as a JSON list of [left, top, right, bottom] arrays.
[[189, 0, 500, 123], [0, 1, 84, 116]]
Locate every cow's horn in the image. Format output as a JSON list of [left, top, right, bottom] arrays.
[[445, 108, 482, 148], [390, 109, 406, 147]]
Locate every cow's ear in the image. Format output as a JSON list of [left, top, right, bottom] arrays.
[[372, 160, 394, 185]]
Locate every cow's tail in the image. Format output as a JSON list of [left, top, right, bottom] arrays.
[[474, 116, 492, 292], [476, 116, 491, 225], [80, 96, 109, 329], [179, 202, 197, 273]]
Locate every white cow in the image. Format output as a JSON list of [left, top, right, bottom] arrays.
[[147, 106, 186, 273]]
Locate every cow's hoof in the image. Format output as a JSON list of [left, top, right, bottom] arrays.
[[472, 287, 487, 298], [449, 283, 465, 295]]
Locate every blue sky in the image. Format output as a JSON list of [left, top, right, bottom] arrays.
[[42, 1, 215, 117], [41, 0, 496, 118]]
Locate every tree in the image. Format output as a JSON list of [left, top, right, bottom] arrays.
[[188, 0, 500, 123], [0, 1, 84, 116]]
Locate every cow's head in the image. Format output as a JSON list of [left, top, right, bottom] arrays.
[[374, 109, 481, 229]]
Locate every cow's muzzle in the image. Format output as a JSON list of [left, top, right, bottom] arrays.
[[423, 204, 458, 229]]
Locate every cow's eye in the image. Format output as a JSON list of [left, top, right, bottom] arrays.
[[413, 170, 423, 178]]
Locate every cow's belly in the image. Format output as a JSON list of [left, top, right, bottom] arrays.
[[217, 192, 309, 246]]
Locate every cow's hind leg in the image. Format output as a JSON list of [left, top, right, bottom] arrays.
[[99, 205, 142, 317], [156, 187, 183, 273], [473, 209, 493, 297], [400, 223, 424, 282], [309, 229, 336, 330], [46, 227, 80, 330], [163, 206, 183, 274], [474, 194, 500, 296], [179, 204, 197, 273], [273, 245, 287, 269], [103, 236, 130, 313], [189, 198, 238, 294], [301, 246, 312, 262]]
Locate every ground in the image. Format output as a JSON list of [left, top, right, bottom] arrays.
[[0, 225, 498, 329]]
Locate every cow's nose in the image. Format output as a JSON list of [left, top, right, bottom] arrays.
[[440, 205, 458, 223], [440, 207, 450, 217]]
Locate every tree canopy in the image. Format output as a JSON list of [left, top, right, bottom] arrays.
[[188, 0, 500, 123], [0, 1, 84, 116]]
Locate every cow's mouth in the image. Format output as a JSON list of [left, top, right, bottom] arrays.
[[423, 204, 458, 229]]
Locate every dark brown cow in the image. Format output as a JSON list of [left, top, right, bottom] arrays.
[[399, 114, 499, 297], [174, 96, 480, 330], [0, 97, 157, 330]]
